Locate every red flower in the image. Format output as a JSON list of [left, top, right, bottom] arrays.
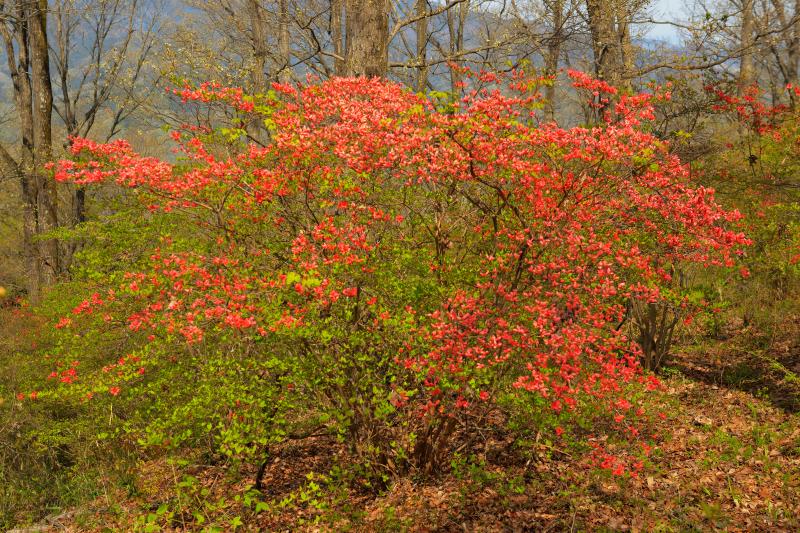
[[342, 287, 358, 298]]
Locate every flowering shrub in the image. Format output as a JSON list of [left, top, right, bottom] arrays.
[[46, 72, 747, 479]]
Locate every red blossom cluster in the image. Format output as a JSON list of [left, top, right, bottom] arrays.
[[707, 84, 788, 136]]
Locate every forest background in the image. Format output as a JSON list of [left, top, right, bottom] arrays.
[[2, 0, 800, 530]]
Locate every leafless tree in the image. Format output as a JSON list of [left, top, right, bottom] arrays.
[[0, 0, 58, 299]]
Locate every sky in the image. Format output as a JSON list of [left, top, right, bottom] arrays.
[[645, 0, 686, 43]]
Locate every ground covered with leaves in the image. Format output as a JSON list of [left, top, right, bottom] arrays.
[[11, 347, 797, 532]]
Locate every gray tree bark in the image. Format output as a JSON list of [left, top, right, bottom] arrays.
[[344, 0, 388, 76]]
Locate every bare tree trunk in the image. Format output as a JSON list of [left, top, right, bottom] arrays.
[[544, 0, 564, 120], [344, 0, 388, 77], [585, 0, 625, 86], [278, 0, 291, 83], [1, 0, 58, 300], [447, 0, 469, 95], [248, 0, 269, 92], [28, 0, 58, 286], [615, 0, 633, 90], [415, 0, 428, 91], [738, 0, 755, 92], [768, 0, 798, 106], [331, 0, 345, 75], [5, 1, 42, 299]]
